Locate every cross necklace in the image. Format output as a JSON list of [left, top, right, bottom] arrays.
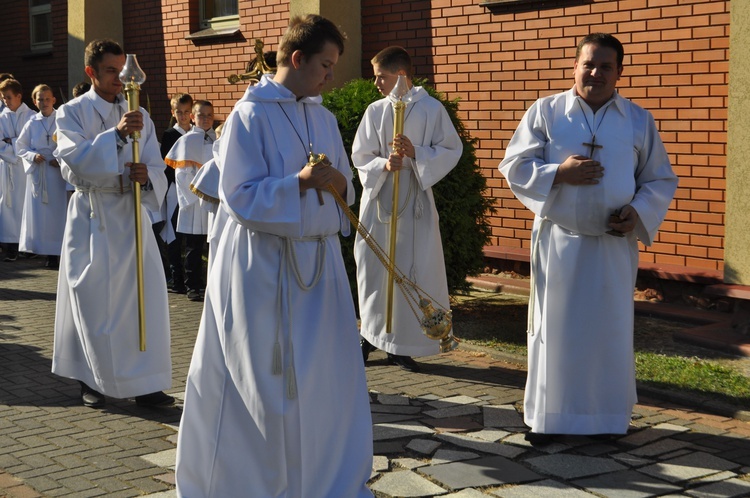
[[578, 99, 611, 159], [277, 102, 313, 161], [40, 113, 54, 145]]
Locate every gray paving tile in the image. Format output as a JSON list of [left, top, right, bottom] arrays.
[[373, 421, 435, 441], [370, 470, 447, 497], [443, 490, 488, 498], [431, 449, 480, 465], [685, 477, 750, 498], [392, 457, 428, 470], [502, 433, 570, 454], [378, 394, 412, 406], [436, 432, 526, 458], [483, 404, 526, 428], [406, 438, 441, 455], [638, 451, 740, 483], [573, 469, 681, 498], [466, 428, 509, 442], [423, 404, 481, 419], [373, 455, 389, 472], [526, 454, 627, 480], [426, 395, 483, 408], [491, 478, 597, 497], [620, 424, 690, 447], [629, 438, 693, 457], [420, 455, 541, 490]]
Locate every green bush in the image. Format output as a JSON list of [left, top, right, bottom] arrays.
[[322, 79, 493, 308]]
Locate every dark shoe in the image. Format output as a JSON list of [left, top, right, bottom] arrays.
[[45, 256, 59, 269], [361, 339, 376, 362], [3, 253, 16, 262], [80, 382, 105, 408], [169, 285, 187, 294], [387, 353, 421, 373], [524, 432, 554, 446], [135, 391, 175, 407], [186, 289, 203, 302]]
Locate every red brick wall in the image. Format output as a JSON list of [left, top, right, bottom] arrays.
[[126, 0, 290, 136], [0, 0, 69, 107], [362, 0, 729, 272]]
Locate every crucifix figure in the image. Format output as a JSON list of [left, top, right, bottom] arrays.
[[583, 135, 603, 158]]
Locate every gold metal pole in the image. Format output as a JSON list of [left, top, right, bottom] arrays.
[[386, 99, 406, 334], [124, 82, 147, 352]]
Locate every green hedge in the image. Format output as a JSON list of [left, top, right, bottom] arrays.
[[323, 79, 494, 307]]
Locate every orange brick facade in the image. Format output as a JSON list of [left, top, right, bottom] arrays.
[[361, 0, 729, 272], [0, 0, 730, 273]]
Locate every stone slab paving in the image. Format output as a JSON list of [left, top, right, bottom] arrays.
[[1, 258, 750, 497]]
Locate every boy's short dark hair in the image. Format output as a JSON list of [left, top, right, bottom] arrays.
[[276, 15, 345, 67], [576, 33, 624, 67], [72, 81, 91, 97], [371, 46, 413, 79], [0, 78, 22, 96], [192, 100, 213, 113], [170, 93, 193, 110], [0, 73, 14, 83], [84, 39, 124, 70]]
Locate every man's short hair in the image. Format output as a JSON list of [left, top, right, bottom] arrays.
[[371, 46, 413, 79], [276, 15, 345, 67], [0, 78, 22, 96], [576, 33, 624, 67], [170, 93, 193, 110], [32, 84, 53, 101], [84, 39, 124, 70]]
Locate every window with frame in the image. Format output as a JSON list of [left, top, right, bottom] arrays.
[[29, 0, 53, 51], [199, 0, 239, 30]]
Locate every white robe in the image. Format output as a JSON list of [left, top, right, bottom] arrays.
[[0, 103, 35, 243], [352, 87, 462, 357], [17, 111, 67, 255], [51, 88, 172, 398], [189, 154, 226, 269], [499, 88, 678, 435], [165, 128, 213, 235], [176, 76, 373, 498]]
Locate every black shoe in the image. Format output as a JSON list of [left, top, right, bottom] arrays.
[[45, 256, 59, 269], [169, 285, 187, 294], [135, 391, 175, 407], [387, 353, 421, 373], [79, 382, 105, 408], [524, 432, 554, 446], [3, 254, 16, 262], [361, 339, 376, 362], [186, 289, 203, 302]]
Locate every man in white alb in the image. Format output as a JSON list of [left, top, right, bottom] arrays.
[[499, 33, 678, 444]]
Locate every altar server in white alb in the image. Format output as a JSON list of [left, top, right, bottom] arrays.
[[176, 15, 373, 497], [499, 33, 678, 444], [17, 84, 67, 269], [164, 100, 215, 302], [52, 39, 174, 409], [353, 46, 462, 373], [0, 78, 35, 261]]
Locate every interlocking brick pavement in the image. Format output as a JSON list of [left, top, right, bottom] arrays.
[[1, 256, 750, 497]]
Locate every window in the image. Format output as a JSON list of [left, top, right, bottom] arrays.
[[29, 0, 52, 51], [199, 0, 239, 30]]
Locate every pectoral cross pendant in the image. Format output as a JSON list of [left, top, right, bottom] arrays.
[[46, 134, 50, 145], [583, 135, 603, 159]]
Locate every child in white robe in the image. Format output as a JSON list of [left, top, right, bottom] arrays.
[[17, 84, 67, 268]]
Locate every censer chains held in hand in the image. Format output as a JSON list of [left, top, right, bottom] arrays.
[[308, 153, 458, 353]]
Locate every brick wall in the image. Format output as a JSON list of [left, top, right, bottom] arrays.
[[126, 0, 290, 136], [362, 0, 729, 272], [0, 0, 69, 107]]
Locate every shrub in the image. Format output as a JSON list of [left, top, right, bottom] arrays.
[[322, 79, 493, 308]]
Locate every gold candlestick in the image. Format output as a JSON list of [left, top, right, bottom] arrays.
[[119, 54, 147, 352], [386, 75, 410, 334]]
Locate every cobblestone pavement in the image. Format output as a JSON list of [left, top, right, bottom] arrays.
[[1, 257, 750, 497]]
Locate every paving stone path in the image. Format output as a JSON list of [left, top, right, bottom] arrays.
[[1, 257, 750, 497]]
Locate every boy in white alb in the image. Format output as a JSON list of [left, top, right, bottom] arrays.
[[17, 84, 67, 268], [164, 100, 214, 301], [0, 78, 36, 261]]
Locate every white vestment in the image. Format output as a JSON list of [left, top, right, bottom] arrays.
[[352, 87, 461, 357], [165, 127, 214, 234], [17, 111, 67, 255], [51, 88, 172, 398], [0, 103, 35, 243], [499, 88, 678, 435], [176, 76, 373, 498], [189, 154, 226, 268]]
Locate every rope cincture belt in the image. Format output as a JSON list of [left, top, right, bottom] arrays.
[[75, 184, 133, 231]]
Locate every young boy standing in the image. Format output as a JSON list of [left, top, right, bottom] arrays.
[[352, 46, 462, 372], [0, 78, 36, 261], [17, 84, 67, 268], [164, 100, 215, 301]]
